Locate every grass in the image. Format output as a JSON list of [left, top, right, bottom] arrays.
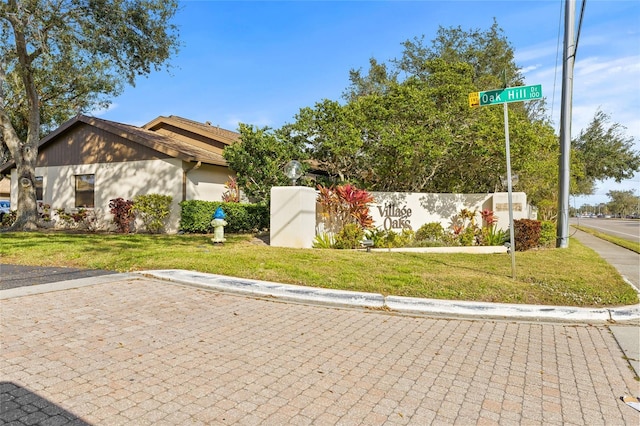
[[572, 225, 640, 254], [1, 231, 637, 308]]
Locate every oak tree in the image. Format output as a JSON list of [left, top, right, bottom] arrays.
[[571, 110, 640, 196], [606, 189, 639, 218], [0, 0, 180, 229], [223, 123, 308, 204]]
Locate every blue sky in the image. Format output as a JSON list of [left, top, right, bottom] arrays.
[[99, 0, 640, 208]]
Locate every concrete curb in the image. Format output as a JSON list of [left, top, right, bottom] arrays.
[[137, 270, 640, 323], [137, 269, 385, 308], [385, 295, 640, 322]]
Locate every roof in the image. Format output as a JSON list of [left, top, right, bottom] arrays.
[[143, 115, 240, 146], [0, 115, 234, 174]]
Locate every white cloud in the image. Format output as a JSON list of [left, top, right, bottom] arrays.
[[515, 41, 559, 63], [519, 64, 541, 74], [224, 114, 272, 130], [90, 103, 118, 117]]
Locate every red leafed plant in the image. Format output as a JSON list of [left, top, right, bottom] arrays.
[[481, 209, 497, 226], [109, 197, 136, 233], [317, 183, 374, 232], [221, 176, 240, 203]]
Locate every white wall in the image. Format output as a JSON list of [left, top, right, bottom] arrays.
[[369, 192, 530, 232], [270, 186, 317, 248], [272, 189, 534, 248], [13, 159, 184, 232], [186, 164, 231, 202]]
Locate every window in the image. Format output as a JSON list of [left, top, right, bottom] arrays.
[[75, 174, 95, 208], [35, 176, 43, 201]]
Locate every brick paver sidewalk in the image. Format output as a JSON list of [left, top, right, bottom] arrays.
[[1, 278, 638, 425]]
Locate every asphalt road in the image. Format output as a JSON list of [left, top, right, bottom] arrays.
[[0, 264, 116, 291], [571, 217, 640, 244]]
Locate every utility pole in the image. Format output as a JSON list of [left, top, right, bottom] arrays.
[[557, 0, 576, 248]]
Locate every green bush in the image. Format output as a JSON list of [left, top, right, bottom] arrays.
[[393, 229, 415, 248], [312, 233, 335, 249], [415, 222, 445, 242], [179, 200, 269, 234], [1, 210, 16, 227], [133, 194, 173, 234], [539, 220, 556, 248], [481, 225, 509, 246], [334, 223, 364, 249], [366, 228, 415, 248], [456, 226, 478, 246]]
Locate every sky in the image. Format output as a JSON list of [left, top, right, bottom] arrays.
[[98, 0, 640, 208]]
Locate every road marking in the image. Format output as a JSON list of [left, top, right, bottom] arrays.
[[579, 223, 640, 240]]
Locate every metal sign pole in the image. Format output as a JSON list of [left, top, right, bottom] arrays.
[[503, 102, 516, 279]]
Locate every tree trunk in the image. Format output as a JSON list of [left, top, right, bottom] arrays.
[[3, 9, 41, 231], [12, 142, 39, 231]]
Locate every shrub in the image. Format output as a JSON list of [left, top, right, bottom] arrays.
[[312, 233, 335, 249], [109, 198, 136, 233], [317, 184, 374, 233], [364, 228, 387, 248], [392, 229, 415, 248], [449, 208, 481, 246], [364, 228, 415, 249], [457, 226, 478, 246], [1, 210, 16, 227], [480, 209, 497, 227], [539, 220, 556, 248], [415, 222, 445, 242], [179, 200, 269, 233], [334, 223, 364, 249], [514, 219, 541, 251], [221, 176, 240, 203], [133, 194, 172, 234], [54, 207, 97, 231], [38, 202, 51, 222], [481, 225, 509, 246]]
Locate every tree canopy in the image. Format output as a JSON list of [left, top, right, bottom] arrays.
[[606, 189, 639, 217], [280, 22, 635, 220], [223, 124, 308, 204], [0, 0, 180, 229], [571, 110, 640, 196], [288, 22, 559, 207]]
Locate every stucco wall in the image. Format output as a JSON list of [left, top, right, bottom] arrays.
[[370, 192, 531, 232], [186, 164, 231, 202], [314, 191, 532, 237], [13, 159, 185, 232]]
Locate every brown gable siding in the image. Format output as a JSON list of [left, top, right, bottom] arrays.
[[150, 123, 228, 156], [144, 115, 240, 156], [37, 123, 171, 167]]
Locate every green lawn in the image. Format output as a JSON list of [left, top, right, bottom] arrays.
[[1, 231, 637, 308]]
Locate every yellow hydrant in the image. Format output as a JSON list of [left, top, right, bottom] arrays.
[[210, 206, 227, 244]]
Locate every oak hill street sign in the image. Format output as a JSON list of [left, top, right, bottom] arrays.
[[467, 83, 542, 279], [468, 84, 542, 107]]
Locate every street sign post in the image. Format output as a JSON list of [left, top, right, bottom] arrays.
[[468, 84, 543, 279]]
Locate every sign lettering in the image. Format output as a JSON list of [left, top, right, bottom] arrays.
[[470, 84, 543, 107], [376, 203, 413, 231]]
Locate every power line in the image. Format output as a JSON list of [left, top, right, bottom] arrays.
[[551, 0, 564, 121], [575, 0, 587, 59]]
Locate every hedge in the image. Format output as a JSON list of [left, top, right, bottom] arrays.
[[179, 200, 269, 234], [514, 219, 541, 251]]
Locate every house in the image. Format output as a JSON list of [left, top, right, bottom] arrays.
[[0, 177, 9, 199], [0, 115, 240, 232]]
